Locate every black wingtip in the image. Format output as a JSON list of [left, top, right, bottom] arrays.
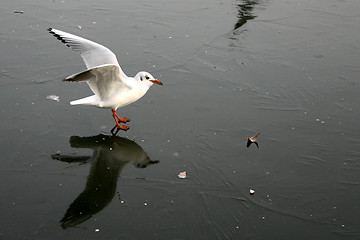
[[48, 28, 72, 48]]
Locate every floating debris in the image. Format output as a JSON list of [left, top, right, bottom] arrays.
[[248, 132, 260, 143], [95, 228, 100, 232], [247, 132, 260, 148], [14, 10, 24, 14], [178, 171, 187, 179], [249, 189, 255, 195], [46, 95, 60, 102]]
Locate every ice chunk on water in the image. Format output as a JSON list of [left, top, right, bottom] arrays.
[[178, 171, 187, 179], [46, 95, 59, 102]]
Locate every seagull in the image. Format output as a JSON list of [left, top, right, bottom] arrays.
[[48, 28, 163, 131]]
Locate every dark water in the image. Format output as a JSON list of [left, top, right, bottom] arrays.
[[1, 0, 359, 239]]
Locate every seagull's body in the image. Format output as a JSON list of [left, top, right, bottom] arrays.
[[48, 28, 162, 131]]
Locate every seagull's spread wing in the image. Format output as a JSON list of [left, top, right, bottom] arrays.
[[65, 65, 131, 102], [48, 28, 127, 79]]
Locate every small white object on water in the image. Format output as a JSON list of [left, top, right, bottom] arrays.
[[249, 189, 255, 195], [144, 202, 148, 206], [178, 171, 187, 179], [46, 95, 59, 102], [95, 228, 100, 232]]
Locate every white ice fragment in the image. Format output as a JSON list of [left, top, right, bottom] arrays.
[[46, 95, 59, 102], [178, 171, 187, 179]]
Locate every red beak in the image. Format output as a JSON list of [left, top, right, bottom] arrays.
[[150, 79, 163, 85]]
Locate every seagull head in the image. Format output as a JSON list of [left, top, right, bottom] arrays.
[[135, 71, 163, 87]]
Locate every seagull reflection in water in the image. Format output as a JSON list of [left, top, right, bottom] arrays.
[[51, 134, 159, 229]]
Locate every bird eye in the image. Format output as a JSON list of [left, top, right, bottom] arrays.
[[140, 76, 143, 81], [145, 75, 150, 80]]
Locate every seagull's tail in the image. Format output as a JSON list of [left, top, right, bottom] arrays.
[[70, 95, 99, 106]]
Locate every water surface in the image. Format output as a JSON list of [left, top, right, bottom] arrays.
[[0, 0, 359, 239]]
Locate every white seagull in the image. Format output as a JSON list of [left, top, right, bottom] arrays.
[[48, 28, 163, 131]]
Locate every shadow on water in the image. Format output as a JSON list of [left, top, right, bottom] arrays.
[[51, 134, 159, 229], [234, 0, 260, 30]]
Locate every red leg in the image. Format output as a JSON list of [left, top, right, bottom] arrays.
[[111, 109, 130, 123], [117, 124, 129, 131], [118, 116, 130, 123], [112, 109, 130, 131]]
